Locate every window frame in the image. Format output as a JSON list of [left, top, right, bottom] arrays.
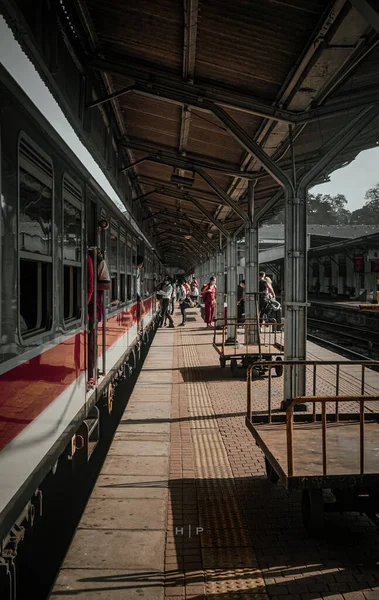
[[62, 172, 84, 328], [17, 132, 54, 342]]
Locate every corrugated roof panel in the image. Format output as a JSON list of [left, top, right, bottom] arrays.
[[86, 0, 183, 72], [195, 0, 330, 97]]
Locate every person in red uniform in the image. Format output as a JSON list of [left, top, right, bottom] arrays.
[[201, 276, 217, 328]]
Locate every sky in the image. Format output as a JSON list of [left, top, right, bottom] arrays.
[[311, 147, 379, 211], [1, 14, 378, 215]]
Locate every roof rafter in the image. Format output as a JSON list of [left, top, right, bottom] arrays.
[[90, 55, 379, 125]]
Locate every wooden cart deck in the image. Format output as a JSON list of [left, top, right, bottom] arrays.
[[246, 417, 379, 489], [213, 342, 282, 356]]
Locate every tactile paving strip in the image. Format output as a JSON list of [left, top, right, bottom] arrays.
[[180, 330, 269, 598]]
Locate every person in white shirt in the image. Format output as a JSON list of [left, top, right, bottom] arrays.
[[177, 281, 188, 326], [156, 277, 174, 328]]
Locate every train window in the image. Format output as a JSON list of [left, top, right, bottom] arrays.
[[20, 259, 52, 334], [63, 175, 83, 324], [19, 138, 53, 256], [19, 136, 53, 337]]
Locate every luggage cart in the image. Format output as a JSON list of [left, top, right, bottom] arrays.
[[213, 294, 284, 377], [245, 359, 379, 532]]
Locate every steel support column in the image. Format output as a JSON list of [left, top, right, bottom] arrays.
[[216, 235, 225, 323], [283, 185, 307, 404], [283, 105, 379, 407], [226, 237, 238, 341], [245, 181, 259, 321]]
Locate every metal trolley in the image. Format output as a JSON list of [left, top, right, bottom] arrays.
[[213, 316, 284, 377], [245, 359, 379, 532]]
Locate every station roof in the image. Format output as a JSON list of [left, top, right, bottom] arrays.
[[30, 1, 379, 267]]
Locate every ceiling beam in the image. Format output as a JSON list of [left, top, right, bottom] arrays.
[[348, 0, 379, 34], [90, 56, 295, 123], [183, 0, 199, 82], [135, 177, 225, 206], [121, 139, 257, 179], [144, 204, 207, 223], [91, 55, 379, 125], [178, 0, 199, 176], [86, 84, 135, 108]]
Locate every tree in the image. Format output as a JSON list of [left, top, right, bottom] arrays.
[[307, 193, 351, 224], [266, 193, 351, 225], [350, 184, 379, 224]]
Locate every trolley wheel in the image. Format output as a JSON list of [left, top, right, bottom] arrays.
[[107, 383, 114, 414], [230, 358, 238, 376], [265, 457, 279, 483], [275, 356, 283, 377], [302, 489, 324, 533], [219, 356, 226, 369]]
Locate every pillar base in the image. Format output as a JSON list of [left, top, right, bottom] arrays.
[[225, 337, 236, 345]]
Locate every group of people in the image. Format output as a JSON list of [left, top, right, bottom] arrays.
[[156, 276, 200, 327], [156, 275, 218, 328], [157, 270, 278, 330], [237, 271, 277, 323]]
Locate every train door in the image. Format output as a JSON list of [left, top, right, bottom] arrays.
[[86, 193, 98, 386]]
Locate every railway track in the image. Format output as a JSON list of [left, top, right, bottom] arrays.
[[307, 318, 379, 348], [307, 318, 379, 362]]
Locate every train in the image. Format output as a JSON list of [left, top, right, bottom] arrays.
[[0, 63, 162, 557]]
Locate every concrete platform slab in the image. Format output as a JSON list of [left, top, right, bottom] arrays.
[[80, 498, 167, 530], [91, 476, 168, 500], [107, 440, 169, 456], [101, 455, 169, 476], [62, 529, 165, 570], [116, 422, 170, 434], [50, 570, 164, 600], [125, 403, 171, 420]]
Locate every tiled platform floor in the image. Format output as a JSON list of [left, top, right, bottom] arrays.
[[51, 309, 379, 600]]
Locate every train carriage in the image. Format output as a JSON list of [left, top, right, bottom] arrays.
[[0, 64, 161, 547]]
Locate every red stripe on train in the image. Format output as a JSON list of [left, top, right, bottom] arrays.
[[0, 298, 154, 453]]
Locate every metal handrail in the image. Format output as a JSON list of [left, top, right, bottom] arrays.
[[247, 359, 379, 424], [214, 317, 282, 357]]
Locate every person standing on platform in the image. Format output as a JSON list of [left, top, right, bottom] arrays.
[[201, 276, 217, 328], [258, 271, 270, 321], [157, 277, 174, 328], [237, 279, 246, 323], [177, 280, 188, 326], [190, 277, 199, 306]]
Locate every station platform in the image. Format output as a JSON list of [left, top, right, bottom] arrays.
[[50, 310, 379, 600]]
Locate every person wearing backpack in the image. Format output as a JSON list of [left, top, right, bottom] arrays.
[[177, 280, 194, 326]]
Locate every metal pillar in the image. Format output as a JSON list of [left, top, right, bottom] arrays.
[[209, 254, 216, 278], [283, 185, 307, 404], [226, 237, 237, 341], [282, 106, 379, 406], [216, 235, 225, 323], [245, 181, 259, 320]]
